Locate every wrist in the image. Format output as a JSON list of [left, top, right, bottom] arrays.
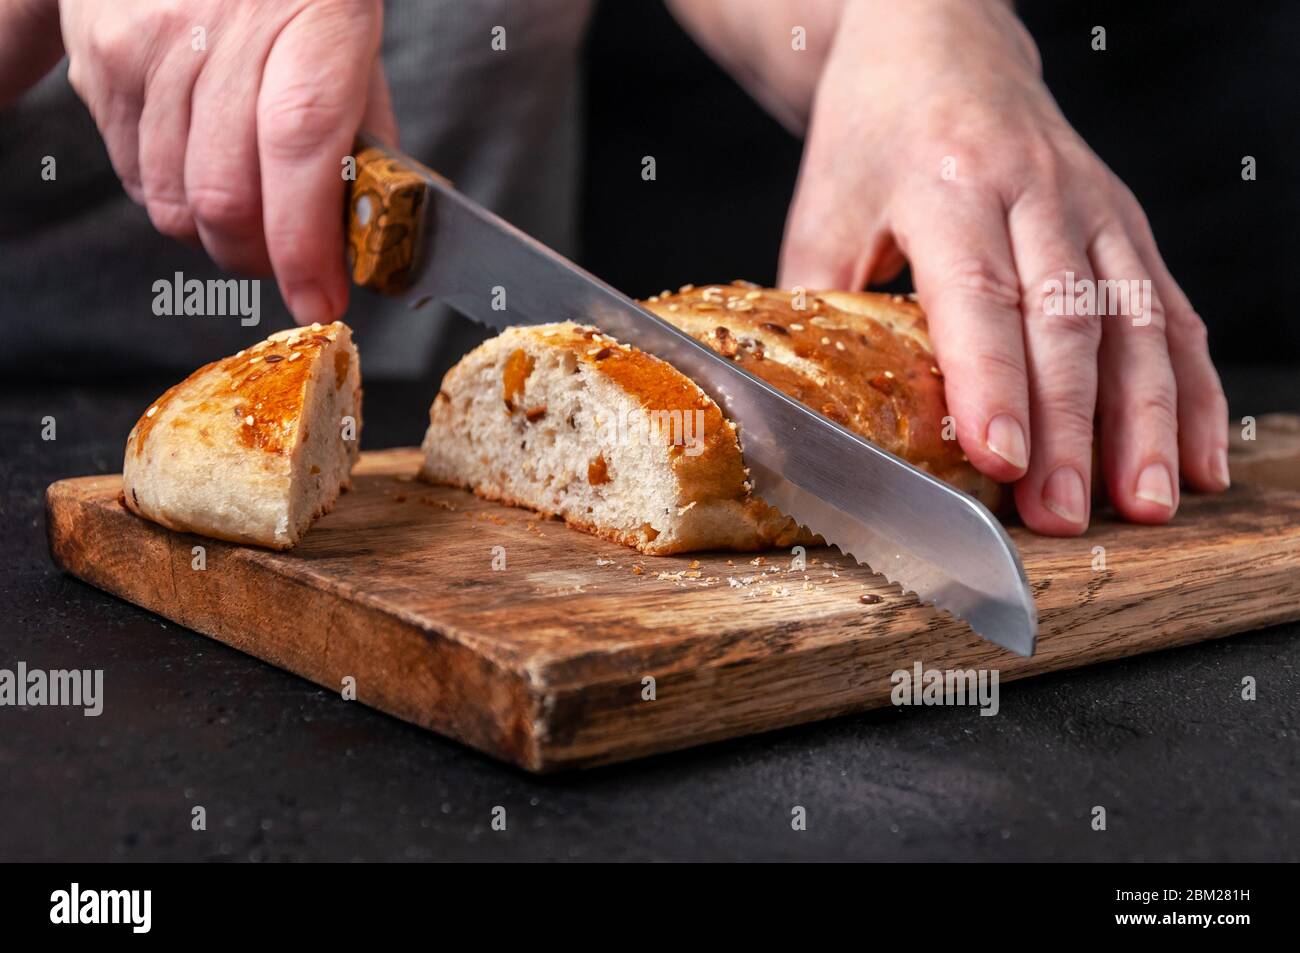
[[835, 0, 1041, 84]]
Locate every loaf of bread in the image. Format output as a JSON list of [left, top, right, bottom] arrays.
[[123, 322, 362, 550], [420, 284, 998, 555]]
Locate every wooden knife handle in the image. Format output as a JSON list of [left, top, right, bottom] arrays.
[[345, 138, 447, 295]]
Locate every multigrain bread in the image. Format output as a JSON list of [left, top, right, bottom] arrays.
[[123, 322, 362, 550], [420, 284, 999, 555]]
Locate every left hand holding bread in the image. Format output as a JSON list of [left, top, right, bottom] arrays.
[[776, 0, 1230, 535]]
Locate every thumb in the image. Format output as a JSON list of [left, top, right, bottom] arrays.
[[778, 171, 894, 291]]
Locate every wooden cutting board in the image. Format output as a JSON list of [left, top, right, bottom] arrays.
[[46, 415, 1300, 771]]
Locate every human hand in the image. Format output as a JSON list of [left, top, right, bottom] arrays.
[[779, 0, 1229, 534], [58, 0, 396, 325]]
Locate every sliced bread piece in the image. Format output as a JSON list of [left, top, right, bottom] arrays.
[[420, 285, 1000, 555], [419, 322, 806, 554], [123, 321, 362, 550]]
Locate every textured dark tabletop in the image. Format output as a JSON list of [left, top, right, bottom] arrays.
[[2, 366, 1297, 863]]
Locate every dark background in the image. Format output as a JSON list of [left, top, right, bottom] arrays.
[[1, 1, 1298, 863]]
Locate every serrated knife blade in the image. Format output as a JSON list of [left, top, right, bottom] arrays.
[[352, 146, 1038, 656]]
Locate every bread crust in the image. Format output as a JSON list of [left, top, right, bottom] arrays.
[[122, 322, 362, 549], [642, 283, 998, 506]]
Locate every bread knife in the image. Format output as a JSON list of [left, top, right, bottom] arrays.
[[344, 139, 1038, 656]]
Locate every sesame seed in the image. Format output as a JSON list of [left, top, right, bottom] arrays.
[[884, 370, 895, 379], [744, 290, 761, 300], [288, 352, 303, 362], [790, 323, 804, 331], [310, 323, 322, 331], [667, 303, 679, 312], [244, 415, 254, 426], [249, 356, 262, 364], [235, 350, 245, 357], [821, 336, 830, 345], [678, 283, 695, 293], [929, 365, 941, 376], [145, 405, 158, 418], [835, 341, 846, 351]]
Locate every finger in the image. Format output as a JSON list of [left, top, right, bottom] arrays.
[[69, 57, 144, 203], [138, 47, 200, 243], [777, 141, 890, 290], [779, 210, 896, 291], [361, 57, 399, 148], [1007, 194, 1102, 535], [184, 29, 274, 275], [892, 187, 1031, 485], [1089, 221, 1181, 523], [1118, 192, 1230, 491], [258, 3, 382, 325]]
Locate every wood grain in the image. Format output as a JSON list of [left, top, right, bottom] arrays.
[[345, 143, 430, 295], [46, 440, 1300, 772]]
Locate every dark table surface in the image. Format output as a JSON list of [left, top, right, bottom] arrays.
[[2, 365, 1298, 863]]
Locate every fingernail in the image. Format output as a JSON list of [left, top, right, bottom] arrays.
[[287, 284, 334, 327], [1212, 448, 1231, 489], [1135, 462, 1175, 508], [1042, 466, 1086, 525], [986, 414, 1028, 470]]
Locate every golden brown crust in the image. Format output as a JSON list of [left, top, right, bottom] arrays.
[[453, 479, 810, 556], [127, 326, 343, 461], [641, 283, 999, 507]]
